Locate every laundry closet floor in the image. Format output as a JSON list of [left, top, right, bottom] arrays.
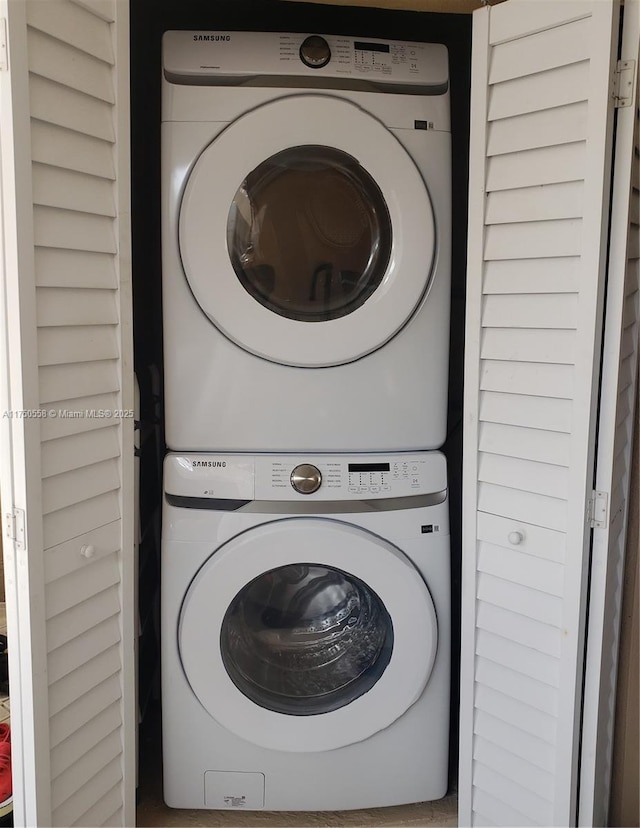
[[136, 707, 458, 828]]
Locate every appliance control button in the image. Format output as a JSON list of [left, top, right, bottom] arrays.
[[300, 35, 331, 68], [290, 463, 322, 494]]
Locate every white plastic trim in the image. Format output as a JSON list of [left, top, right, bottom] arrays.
[[179, 94, 436, 367], [179, 517, 438, 752]]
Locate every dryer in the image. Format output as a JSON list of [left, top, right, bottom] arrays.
[[161, 451, 450, 811], [162, 31, 451, 452]]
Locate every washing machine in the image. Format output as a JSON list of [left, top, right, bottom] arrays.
[[162, 31, 451, 452], [161, 451, 450, 811]]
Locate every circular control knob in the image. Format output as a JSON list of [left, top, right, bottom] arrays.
[[299, 35, 331, 69], [291, 463, 322, 494]]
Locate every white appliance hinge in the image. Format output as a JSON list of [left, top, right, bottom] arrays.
[[5, 507, 25, 549], [0, 19, 7, 72], [589, 490, 609, 529], [614, 60, 636, 108]]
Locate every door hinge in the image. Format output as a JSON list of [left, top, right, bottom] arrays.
[[589, 490, 609, 529], [5, 508, 25, 548], [614, 59, 636, 108]]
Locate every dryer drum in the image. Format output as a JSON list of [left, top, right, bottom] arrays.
[[226, 146, 392, 323], [220, 564, 394, 716]]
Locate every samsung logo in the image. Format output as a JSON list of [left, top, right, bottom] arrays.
[[193, 34, 231, 42], [192, 460, 227, 468]]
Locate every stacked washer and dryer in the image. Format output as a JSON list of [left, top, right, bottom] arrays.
[[161, 30, 452, 812]]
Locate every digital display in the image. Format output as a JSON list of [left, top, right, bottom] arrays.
[[354, 41, 390, 54], [348, 463, 390, 473]]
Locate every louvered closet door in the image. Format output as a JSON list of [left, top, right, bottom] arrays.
[[580, 2, 640, 824], [0, 0, 135, 826], [460, 2, 621, 826]]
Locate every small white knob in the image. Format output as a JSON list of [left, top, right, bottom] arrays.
[[508, 531, 524, 546], [80, 544, 96, 559]]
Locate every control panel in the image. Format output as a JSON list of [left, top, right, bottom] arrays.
[[163, 31, 449, 91], [165, 453, 447, 501]]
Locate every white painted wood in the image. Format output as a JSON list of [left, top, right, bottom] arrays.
[[48, 645, 122, 716], [488, 104, 589, 158], [34, 247, 118, 289], [460, 2, 621, 824], [38, 324, 119, 365], [43, 520, 121, 584], [485, 180, 584, 223], [31, 121, 116, 179], [477, 515, 566, 564], [0, 0, 52, 822], [479, 391, 572, 432], [37, 287, 118, 326], [49, 673, 122, 747], [481, 329, 576, 366], [40, 392, 122, 439], [476, 575, 563, 629], [474, 736, 555, 800], [489, 1, 592, 45], [477, 482, 568, 531], [476, 602, 561, 657], [478, 421, 571, 467], [489, 17, 591, 83], [42, 458, 120, 515], [30, 76, 116, 142], [484, 218, 582, 259], [40, 425, 120, 477], [34, 205, 116, 253], [33, 163, 116, 216], [43, 491, 121, 549], [39, 359, 120, 402], [488, 61, 590, 121], [482, 294, 578, 328], [26, 0, 114, 63], [27, 26, 115, 102], [478, 453, 569, 498], [47, 581, 120, 641], [579, 2, 640, 823], [472, 763, 553, 825], [72, 0, 116, 23], [51, 701, 122, 776], [486, 142, 586, 193], [474, 711, 556, 771], [0, 0, 134, 824], [483, 257, 581, 295], [480, 359, 573, 397]]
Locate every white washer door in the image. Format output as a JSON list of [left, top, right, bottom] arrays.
[[178, 517, 438, 753], [179, 95, 436, 367]]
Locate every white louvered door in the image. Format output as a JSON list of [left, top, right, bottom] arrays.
[[0, 0, 135, 825], [459, 1, 622, 825], [579, 2, 640, 824]]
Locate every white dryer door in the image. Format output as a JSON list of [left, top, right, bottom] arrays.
[[178, 95, 436, 367], [178, 517, 438, 752]]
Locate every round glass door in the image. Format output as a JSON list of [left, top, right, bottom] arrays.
[[227, 146, 392, 323], [221, 563, 393, 715], [178, 518, 438, 753], [179, 95, 436, 367]]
